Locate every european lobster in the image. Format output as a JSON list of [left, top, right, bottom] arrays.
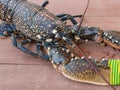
[[0, 0, 120, 89]]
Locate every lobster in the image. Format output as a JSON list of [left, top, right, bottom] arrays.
[[0, 0, 120, 89]]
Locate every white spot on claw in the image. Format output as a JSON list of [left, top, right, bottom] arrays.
[[88, 56, 92, 59], [74, 35, 80, 40], [75, 57, 79, 60], [52, 29, 57, 34], [71, 53, 74, 57], [109, 36, 112, 39], [85, 39, 88, 42], [62, 48, 65, 51], [115, 40, 118, 43], [51, 61, 54, 63], [71, 58, 74, 61], [102, 58, 106, 61], [88, 26, 91, 28], [46, 39, 52, 42], [36, 34, 41, 39], [62, 37, 67, 40], [66, 49, 70, 53], [81, 56, 84, 59], [47, 47, 51, 50]]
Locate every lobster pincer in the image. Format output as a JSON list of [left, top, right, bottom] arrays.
[[74, 26, 120, 49], [48, 45, 120, 86]]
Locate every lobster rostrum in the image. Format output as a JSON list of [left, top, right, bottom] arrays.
[[0, 0, 120, 88]]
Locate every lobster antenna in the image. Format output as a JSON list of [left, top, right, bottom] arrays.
[[77, 0, 89, 30]]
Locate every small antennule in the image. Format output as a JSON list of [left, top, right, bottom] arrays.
[[41, 0, 49, 8]]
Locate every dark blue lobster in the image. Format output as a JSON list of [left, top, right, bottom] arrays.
[[0, 0, 120, 88]]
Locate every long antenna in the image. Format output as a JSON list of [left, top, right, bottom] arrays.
[[77, 0, 89, 30]]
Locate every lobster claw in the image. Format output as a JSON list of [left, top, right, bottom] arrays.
[[48, 47, 111, 85], [60, 58, 111, 85], [102, 30, 120, 49], [76, 26, 120, 49]]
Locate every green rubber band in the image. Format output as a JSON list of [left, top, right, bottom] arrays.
[[108, 59, 120, 85]]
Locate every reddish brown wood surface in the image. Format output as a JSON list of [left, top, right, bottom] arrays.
[[0, 0, 120, 90]]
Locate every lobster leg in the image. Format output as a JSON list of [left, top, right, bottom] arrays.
[[56, 14, 82, 25], [0, 22, 15, 38], [41, 0, 49, 8], [36, 43, 49, 60], [11, 33, 49, 60], [56, 14, 82, 19], [12, 34, 38, 56]]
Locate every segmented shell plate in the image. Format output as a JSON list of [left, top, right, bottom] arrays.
[[11, 0, 65, 42]]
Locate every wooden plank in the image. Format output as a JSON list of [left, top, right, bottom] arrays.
[[0, 65, 119, 90], [29, 0, 120, 17], [29, 0, 88, 15], [82, 17, 120, 30], [87, 0, 120, 17]]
